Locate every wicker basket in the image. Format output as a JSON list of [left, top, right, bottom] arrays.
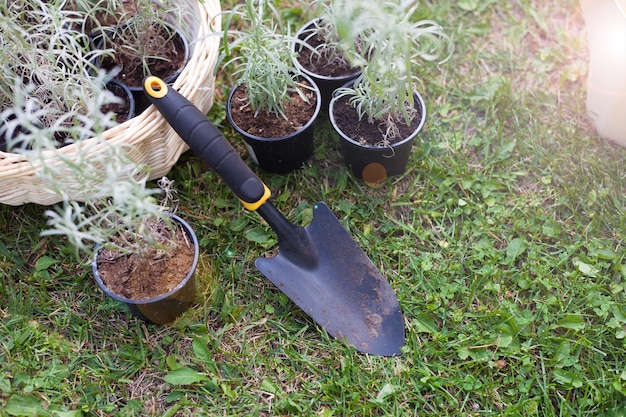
[[0, 0, 221, 206]]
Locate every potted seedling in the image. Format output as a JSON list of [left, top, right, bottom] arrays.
[[328, 0, 452, 186], [89, 177, 199, 326], [40, 149, 200, 325], [0, 0, 129, 148], [0, 0, 221, 206], [220, 0, 321, 174], [93, 0, 190, 113], [293, 0, 364, 112], [3, 65, 199, 324]]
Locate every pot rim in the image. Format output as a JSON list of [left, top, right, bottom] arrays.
[[92, 213, 200, 305], [226, 72, 322, 142], [328, 81, 427, 149], [105, 79, 136, 121]]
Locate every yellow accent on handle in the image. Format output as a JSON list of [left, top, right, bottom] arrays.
[[240, 184, 271, 211], [144, 76, 168, 98]]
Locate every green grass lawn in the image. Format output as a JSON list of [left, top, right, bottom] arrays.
[[1, 0, 625, 415]]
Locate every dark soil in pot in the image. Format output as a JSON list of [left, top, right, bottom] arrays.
[[95, 218, 195, 300], [296, 31, 360, 78], [0, 80, 134, 151], [331, 94, 424, 147], [79, 0, 139, 35], [96, 22, 188, 90], [228, 81, 318, 139], [226, 75, 321, 174], [95, 20, 189, 114], [294, 20, 361, 112]]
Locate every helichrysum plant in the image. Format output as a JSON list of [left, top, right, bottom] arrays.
[[303, 0, 368, 70], [219, 0, 311, 119], [334, 0, 453, 142], [0, 0, 112, 140], [95, 0, 188, 83], [3, 69, 175, 258], [0, 0, 178, 258]]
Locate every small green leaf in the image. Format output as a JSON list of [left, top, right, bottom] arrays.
[[192, 337, 212, 363], [165, 354, 182, 371], [586, 189, 597, 206], [274, 189, 291, 203], [35, 255, 57, 271], [0, 375, 11, 394], [612, 306, 626, 323], [496, 140, 516, 160], [553, 341, 577, 367], [458, 346, 470, 360], [573, 258, 599, 277], [372, 383, 396, 404], [594, 248, 616, 260], [554, 314, 586, 331], [164, 367, 209, 385], [245, 227, 272, 245], [506, 238, 527, 262], [337, 200, 355, 215], [413, 312, 438, 334], [260, 378, 282, 395], [220, 382, 237, 400], [5, 395, 44, 416], [496, 324, 514, 348], [554, 369, 584, 388], [229, 217, 249, 232], [542, 220, 558, 237], [613, 380, 626, 396], [611, 283, 624, 295], [420, 257, 434, 272], [458, 0, 478, 11]]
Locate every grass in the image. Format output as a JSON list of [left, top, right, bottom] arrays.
[[1, 0, 626, 415]]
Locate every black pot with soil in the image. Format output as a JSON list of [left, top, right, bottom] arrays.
[[103, 79, 136, 123], [0, 81, 135, 153], [329, 81, 427, 186], [226, 73, 322, 174], [92, 213, 199, 325], [294, 19, 361, 113], [93, 19, 189, 114]]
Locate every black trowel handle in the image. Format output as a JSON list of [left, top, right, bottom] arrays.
[[143, 76, 270, 211]]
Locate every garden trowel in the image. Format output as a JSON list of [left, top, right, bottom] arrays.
[[143, 76, 404, 356]]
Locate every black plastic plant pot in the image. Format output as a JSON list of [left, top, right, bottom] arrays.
[[329, 86, 427, 186], [92, 214, 199, 325], [226, 73, 322, 175], [294, 19, 361, 113], [93, 21, 190, 115], [104, 80, 136, 123]]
